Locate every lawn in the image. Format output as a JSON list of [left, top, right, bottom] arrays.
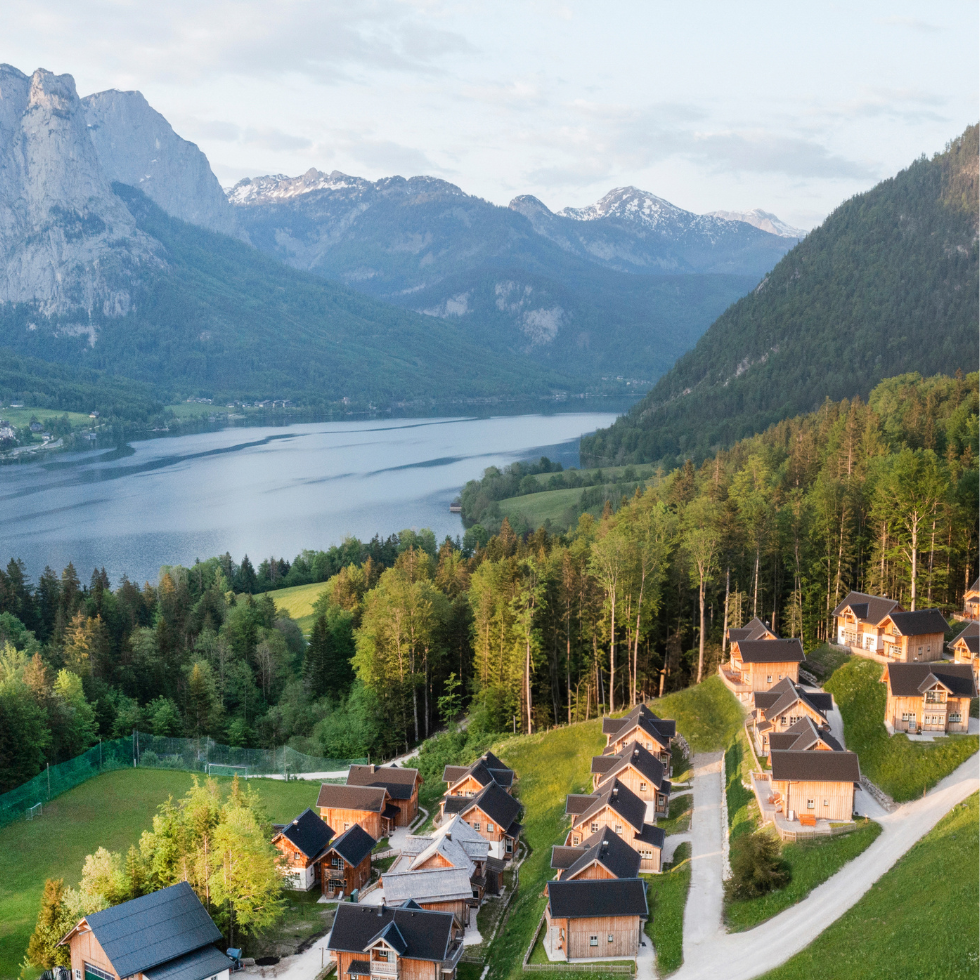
[[824, 657, 979, 801], [801, 644, 852, 681], [670, 744, 692, 785], [757, 793, 979, 980], [0, 407, 92, 429], [725, 729, 759, 843], [265, 581, 333, 633], [647, 677, 746, 753], [657, 794, 693, 837], [724, 820, 882, 931], [0, 769, 327, 979], [498, 486, 589, 528], [643, 841, 691, 975]]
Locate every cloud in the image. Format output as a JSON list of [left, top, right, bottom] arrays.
[[180, 119, 313, 150], [878, 15, 942, 33], [347, 139, 442, 176], [814, 87, 949, 125]]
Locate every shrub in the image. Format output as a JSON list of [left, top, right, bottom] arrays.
[[725, 829, 789, 901]]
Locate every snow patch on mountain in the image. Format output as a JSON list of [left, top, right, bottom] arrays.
[[707, 208, 805, 239]]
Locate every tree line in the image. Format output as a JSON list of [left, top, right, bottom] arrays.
[[0, 371, 976, 783]]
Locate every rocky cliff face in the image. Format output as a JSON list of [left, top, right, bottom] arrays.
[[0, 65, 160, 319], [83, 89, 241, 238]]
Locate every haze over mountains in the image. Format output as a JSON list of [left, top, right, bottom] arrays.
[[0, 63, 804, 405]]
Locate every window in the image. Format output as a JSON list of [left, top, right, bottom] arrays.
[[84, 965, 114, 980], [614, 824, 623, 834], [766, 675, 773, 684], [343, 822, 350, 830], [823, 799, 829, 807], [589, 936, 598, 947], [639, 782, 647, 792], [778, 673, 784, 680], [473, 822, 481, 831], [950, 713, 962, 723], [639, 849, 652, 859], [376, 950, 389, 962], [590, 822, 599, 833], [486, 823, 494, 833], [473, 890, 480, 899], [572, 837, 580, 845], [806, 799, 815, 810], [331, 855, 341, 867], [608, 935, 614, 943]]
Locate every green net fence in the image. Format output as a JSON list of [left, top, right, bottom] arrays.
[[0, 733, 366, 829]]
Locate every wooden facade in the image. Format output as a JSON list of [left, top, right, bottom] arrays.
[[544, 912, 643, 961], [878, 615, 944, 663], [274, 834, 321, 891], [964, 578, 979, 621], [66, 924, 118, 980], [883, 689, 972, 734], [770, 777, 855, 823], [728, 649, 800, 693], [320, 805, 387, 841], [446, 774, 487, 798], [566, 805, 661, 872], [951, 635, 979, 681], [604, 727, 670, 768], [593, 764, 668, 818], [321, 849, 372, 899]]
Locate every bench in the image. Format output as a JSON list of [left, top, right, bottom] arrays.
[[799, 814, 817, 827]]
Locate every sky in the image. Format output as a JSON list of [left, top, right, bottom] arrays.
[[3, 1, 977, 228]]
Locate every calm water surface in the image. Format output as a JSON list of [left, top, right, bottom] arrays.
[[0, 411, 620, 584]]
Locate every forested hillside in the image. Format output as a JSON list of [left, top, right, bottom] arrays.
[[582, 126, 980, 467], [0, 372, 974, 789]]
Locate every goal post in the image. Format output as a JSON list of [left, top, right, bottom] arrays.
[[26, 802, 42, 821], [206, 763, 251, 779]]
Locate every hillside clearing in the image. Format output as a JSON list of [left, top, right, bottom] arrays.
[[266, 581, 332, 632]]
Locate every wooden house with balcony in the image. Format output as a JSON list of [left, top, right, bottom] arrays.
[[590, 741, 671, 819], [601, 704, 675, 769], [564, 779, 665, 872], [543, 878, 648, 962], [550, 826, 642, 882], [751, 678, 834, 754], [322, 823, 376, 899], [347, 764, 423, 827], [726, 617, 777, 644], [319, 784, 397, 841], [58, 882, 232, 980], [724, 638, 806, 701], [442, 751, 515, 798], [881, 662, 977, 734], [439, 782, 522, 861], [766, 716, 843, 765], [877, 609, 949, 663], [327, 900, 464, 980], [272, 808, 334, 891], [832, 592, 902, 655], [949, 621, 979, 681], [964, 577, 980, 621], [768, 749, 861, 824]]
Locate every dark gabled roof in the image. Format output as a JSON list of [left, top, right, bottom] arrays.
[[770, 749, 861, 784], [565, 794, 595, 815], [80, 882, 222, 980], [885, 609, 949, 637], [442, 765, 470, 783], [761, 678, 830, 724], [327, 903, 454, 961], [143, 946, 233, 980], [727, 618, 774, 643], [551, 846, 584, 870], [767, 732, 800, 752], [373, 921, 408, 955], [969, 577, 980, 595], [832, 591, 901, 624], [603, 704, 674, 742], [590, 755, 619, 777], [505, 819, 522, 839], [753, 691, 782, 713], [563, 827, 641, 880], [443, 752, 514, 791], [949, 620, 979, 649], [547, 878, 648, 919], [452, 782, 521, 828], [633, 824, 666, 848], [383, 803, 401, 820], [884, 663, 978, 699], [958, 635, 980, 655], [347, 764, 420, 801], [735, 638, 805, 664], [593, 741, 669, 792], [317, 784, 388, 812], [771, 717, 843, 753], [347, 960, 371, 976], [329, 823, 377, 867], [571, 780, 646, 834], [275, 808, 333, 860]]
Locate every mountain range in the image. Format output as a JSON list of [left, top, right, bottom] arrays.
[[0, 63, 803, 405], [581, 124, 980, 467]]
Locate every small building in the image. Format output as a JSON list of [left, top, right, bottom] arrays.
[[550, 826, 641, 882], [58, 882, 232, 980], [964, 577, 980, 621], [440, 781, 522, 861], [766, 716, 843, 765], [949, 621, 979, 681], [724, 638, 806, 701], [751, 678, 834, 753], [543, 878, 648, 962], [326, 900, 464, 980], [381, 867, 474, 927], [876, 609, 948, 663], [564, 779, 665, 872], [443, 751, 515, 798], [832, 592, 903, 655], [590, 741, 671, 818], [601, 704, 674, 770], [347, 763, 423, 827], [726, 617, 777, 644], [880, 662, 977, 735], [318, 784, 396, 841], [322, 823, 376, 899], [272, 807, 334, 891], [768, 749, 860, 823]]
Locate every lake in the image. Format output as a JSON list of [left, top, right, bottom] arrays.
[[0, 410, 622, 585]]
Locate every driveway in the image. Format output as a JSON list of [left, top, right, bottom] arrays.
[[671, 753, 979, 980]]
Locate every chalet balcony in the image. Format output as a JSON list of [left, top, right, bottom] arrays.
[[370, 963, 398, 978], [719, 666, 752, 694], [441, 940, 465, 973]]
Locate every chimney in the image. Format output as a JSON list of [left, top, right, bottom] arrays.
[[611, 787, 618, 798]]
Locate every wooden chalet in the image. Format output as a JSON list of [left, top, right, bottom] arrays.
[[318, 784, 397, 841], [768, 749, 861, 823], [964, 577, 980, 621], [442, 751, 515, 798], [322, 823, 376, 899], [272, 807, 334, 891], [880, 662, 977, 735], [726, 616, 777, 644], [550, 826, 641, 882], [723, 637, 806, 701], [751, 678, 834, 753], [876, 609, 949, 663], [381, 868, 474, 928], [564, 779, 665, 872], [59, 882, 232, 980], [766, 716, 843, 766], [327, 900, 464, 980], [347, 764, 423, 827], [590, 741, 671, 819], [543, 878, 647, 962], [440, 782, 522, 861], [601, 704, 674, 771], [832, 591, 903, 655], [948, 621, 979, 681]]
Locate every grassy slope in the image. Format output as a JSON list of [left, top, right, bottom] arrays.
[[498, 487, 587, 527], [644, 842, 691, 976], [267, 581, 332, 633], [758, 793, 979, 980], [0, 770, 326, 979], [825, 657, 979, 801]]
